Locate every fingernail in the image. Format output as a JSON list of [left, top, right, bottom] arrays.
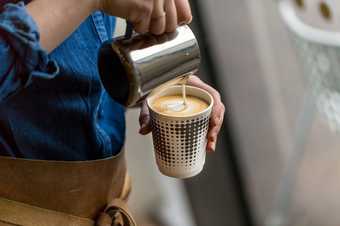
[[140, 122, 147, 129], [139, 129, 147, 135], [139, 124, 147, 134], [206, 142, 216, 153], [211, 142, 216, 152], [178, 21, 187, 26], [206, 147, 214, 153]]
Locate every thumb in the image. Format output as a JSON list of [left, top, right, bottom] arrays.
[[139, 100, 152, 135]]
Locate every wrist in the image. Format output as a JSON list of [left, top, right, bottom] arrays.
[[83, 0, 101, 12], [92, 0, 103, 11]]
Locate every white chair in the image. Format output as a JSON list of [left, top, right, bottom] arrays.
[[266, 1, 340, 225]]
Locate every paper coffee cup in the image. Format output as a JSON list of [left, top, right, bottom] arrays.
[[147, 85, 213, 178]]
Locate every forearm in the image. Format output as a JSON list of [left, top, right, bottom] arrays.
[[0, 3, 59, 101], [26, 0, 98, 52]]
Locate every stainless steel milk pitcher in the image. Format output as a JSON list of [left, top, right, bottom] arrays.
[[98, 25, 201, 107]]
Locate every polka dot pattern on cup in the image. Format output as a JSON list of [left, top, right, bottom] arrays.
[[151, 115, 210, 170], [147, 85, 213, 178]]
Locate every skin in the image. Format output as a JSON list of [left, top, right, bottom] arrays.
[[25, 0, 225, 152], [26, 0, 193, 52]]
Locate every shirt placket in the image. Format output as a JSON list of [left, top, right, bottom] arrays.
[[91, 11, 108, 43]]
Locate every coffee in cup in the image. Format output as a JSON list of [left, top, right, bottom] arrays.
[[151, 94, 209, 117], [147, 85, 213, 178]]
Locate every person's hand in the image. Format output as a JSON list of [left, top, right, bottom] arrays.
[[97, 0, 192, 35], [139, 75, 226, 152]]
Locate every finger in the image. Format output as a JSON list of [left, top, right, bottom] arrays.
[[150, 0, 166, 35], [209, 102, 225, 136], [134, 18, 151, 34], [154, 32, 169, 44], [139, 101, 152, 135], [215, 104, 225, 133], [206, 141, 216, 153], [206, 120, 219, 152], [206, 124, 219, 152], [139, 123, 152, 134], [164, 0, 178, 33], [207, 117, 219, 153], [206, 102, 225, 152], [140, 123, 152, 135], [207, 110, 223, 140], [130, 2, 153, 33], [127, 39, 146, 51], [142, 35, 159, 49], [174, 0, 192, 25]]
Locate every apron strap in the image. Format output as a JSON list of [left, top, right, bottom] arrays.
[[0, 197, 95, 226], [0, 150, 127, 219], [0, 148, 137, 225], [95, 173, 136, 226], [96, 199, 136, 226], [0, 172, 135, 226]]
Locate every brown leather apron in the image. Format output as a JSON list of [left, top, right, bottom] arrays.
[[0, 149, 136, 226]]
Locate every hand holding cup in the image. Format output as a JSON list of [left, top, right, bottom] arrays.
[[139, 75, 226, 153]]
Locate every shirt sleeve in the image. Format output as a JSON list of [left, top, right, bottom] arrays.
[[0, 2, 59, 101]]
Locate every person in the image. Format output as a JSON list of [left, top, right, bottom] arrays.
[[0, 0, 225, 225]]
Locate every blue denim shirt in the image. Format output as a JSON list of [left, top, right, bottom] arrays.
[[0, 2, 125, 160]]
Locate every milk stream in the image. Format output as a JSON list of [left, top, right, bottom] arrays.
[[150, 75, 190, 112], [182, 84, 187, 107], [163, 84, 188, 112]]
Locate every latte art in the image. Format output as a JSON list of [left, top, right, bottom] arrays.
[[165, 102, 187, 112], [152, 95, 208, 117]]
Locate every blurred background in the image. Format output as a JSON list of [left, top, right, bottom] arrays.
[[120, 0, 340, 225]]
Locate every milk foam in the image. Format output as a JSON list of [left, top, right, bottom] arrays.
[[152, 95, 208, 117]]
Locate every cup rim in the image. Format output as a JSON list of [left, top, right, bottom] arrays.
[[146, 85, 214, 119]]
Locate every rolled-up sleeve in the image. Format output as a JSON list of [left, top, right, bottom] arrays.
[[0, 2, 59, 101]]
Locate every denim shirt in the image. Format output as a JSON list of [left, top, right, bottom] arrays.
[[0, 2, 125, 160]]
